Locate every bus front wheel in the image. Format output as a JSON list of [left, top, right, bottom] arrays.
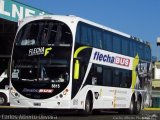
[[84, 93, 93, 115]]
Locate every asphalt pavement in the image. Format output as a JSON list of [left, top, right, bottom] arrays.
[[0, 107, 159, 120]]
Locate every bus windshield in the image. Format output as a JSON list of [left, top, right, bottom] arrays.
[[11, 19, 72, 99], [16, 20, 72, 46]]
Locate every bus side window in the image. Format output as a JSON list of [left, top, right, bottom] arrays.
[[96, 66, 102, 85], [122, 38, 130, 56], [81, 24, 88, 45], [137, 43, 144, 60], [133, 42, 137, 57], [113, 36, 121, 54], [93, 29, 102, 48], [91, 65, 96, 85], [87, 26, 93, 46], [75, 23, 81, 43], [130, 40, 134, 57], [103, 32, 112, 51], [120, 70, 128, 88], [91, 65, 102, 85], [145, 47, 151, 61], [103, 67, 113, 86], [120, 70, 132, 88], [113, 69, 121, 87]]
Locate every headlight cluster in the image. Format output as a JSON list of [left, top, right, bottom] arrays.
[[10, 87, 20, 98]]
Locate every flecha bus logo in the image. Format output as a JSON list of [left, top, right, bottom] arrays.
[[28, 47, 52, 56], [39, 89, 53, 93], [93, 51, 130, 67], [115, 56, 130, 67]]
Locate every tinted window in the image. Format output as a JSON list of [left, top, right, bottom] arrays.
[[86, 26, 93, 46], [103, 32, 112, 51], [113, 36, 121, 54], [137, 43, 144, 59], [120, 70, 132, 88], [145, 47, 151, 61], [75, 24, 81, 43], [113, 69, 121, 87], [76, 23, 93, 46], [133, 41, 137, 57], [130, 40, 134, 57], [93, 29, 102, 48], [81, 25, 88, 45], [103, 67, 113, 86], [122, 38, 129, 56]]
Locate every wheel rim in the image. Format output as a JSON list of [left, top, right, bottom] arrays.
[[0, 97, 5, 104]]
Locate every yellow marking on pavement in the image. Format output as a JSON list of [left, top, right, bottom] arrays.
[[143, 108, 160, 111], [0, 106, 16, 108]]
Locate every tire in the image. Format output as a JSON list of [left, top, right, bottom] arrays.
[[0, 93, 7, 106], [135, 97, 142, 114], [84, 94, 93, 115], [128, 96, 136, 115]]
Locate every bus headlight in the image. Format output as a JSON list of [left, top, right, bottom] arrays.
[[10, 87, 20, 98]]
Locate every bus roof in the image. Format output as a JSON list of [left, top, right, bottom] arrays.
[[21, 15, 150, 46]]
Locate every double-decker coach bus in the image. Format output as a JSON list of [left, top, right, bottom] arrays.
[[9, 15, 152, 114]]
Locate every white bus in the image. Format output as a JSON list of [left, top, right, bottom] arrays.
[[0, 56, 10, 106], [9, 15, 152, 114]]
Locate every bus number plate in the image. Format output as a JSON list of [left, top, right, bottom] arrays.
[[51, 84, 60, 88], [34, 103, 41, 106]]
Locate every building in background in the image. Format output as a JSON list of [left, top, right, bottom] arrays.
[[152, 37, 160, 108], [0, 0, 49, 105], [152, 62, 160, 107]]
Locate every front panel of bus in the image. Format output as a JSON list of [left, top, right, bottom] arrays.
[[10, 19, 73, 107]]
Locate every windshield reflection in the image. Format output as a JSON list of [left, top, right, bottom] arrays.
[[12, 59, 70, 83], [16, 20, 72, 46]]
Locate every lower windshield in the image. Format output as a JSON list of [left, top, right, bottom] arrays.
[[11, 51, 71, 99], [12, 58, 69, 83]]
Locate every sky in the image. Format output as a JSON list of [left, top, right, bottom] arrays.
[[16, 0, 160, 57]]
